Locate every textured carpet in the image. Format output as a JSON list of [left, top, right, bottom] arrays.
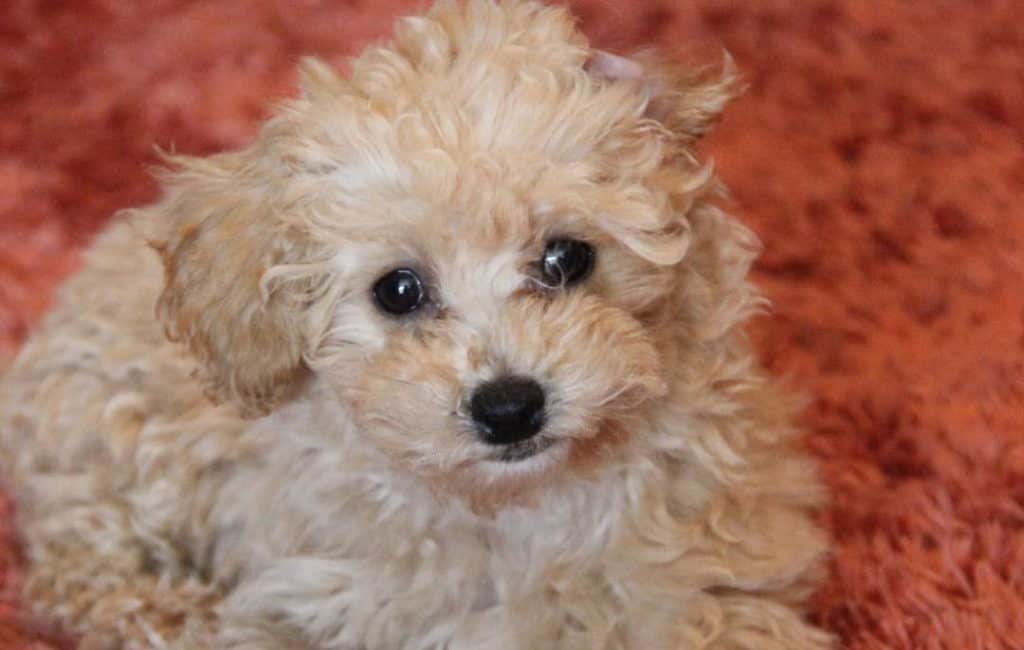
[[2, 1, 1022, 648]]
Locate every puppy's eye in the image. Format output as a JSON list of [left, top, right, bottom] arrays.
[[540, 238, 595, 288], [373, 268, 426, 315]]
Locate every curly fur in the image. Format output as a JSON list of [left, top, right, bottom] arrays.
[[0, 1, 830, 648]]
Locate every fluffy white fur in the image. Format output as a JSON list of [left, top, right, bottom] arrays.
[[0, 1, 831, 648]]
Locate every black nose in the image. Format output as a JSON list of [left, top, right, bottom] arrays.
[[470, 376, 546, 445]]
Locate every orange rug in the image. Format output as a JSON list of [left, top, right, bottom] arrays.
[[2, 1, 1022, 648]]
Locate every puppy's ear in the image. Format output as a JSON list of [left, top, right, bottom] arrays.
[[587, 50, 740, 144], [151, 152, 329, 417]]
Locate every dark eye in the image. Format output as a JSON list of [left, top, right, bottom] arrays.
[[373, 268, 426, 315], [540, 238, 595, 287]]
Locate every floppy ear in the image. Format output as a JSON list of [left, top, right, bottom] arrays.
[[586, 50, 740, 144], [151, 151, 330, 417]]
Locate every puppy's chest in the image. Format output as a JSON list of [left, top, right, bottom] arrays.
[[221, 426, 631, 619], [430, 500, 625, 610], [256, 487, 619, 610]]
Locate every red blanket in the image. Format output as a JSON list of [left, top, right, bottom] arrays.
[[2, 1, 1022, 647]]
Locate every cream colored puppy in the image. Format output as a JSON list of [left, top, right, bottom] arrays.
[[0, 1, 831, 648]]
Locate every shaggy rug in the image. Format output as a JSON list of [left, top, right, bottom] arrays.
[[1, 1, 1022, 648]]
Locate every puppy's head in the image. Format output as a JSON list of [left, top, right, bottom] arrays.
[[154, 0, 749, 502]]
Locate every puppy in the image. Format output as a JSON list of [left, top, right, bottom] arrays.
[[0, 1, 831, 648]]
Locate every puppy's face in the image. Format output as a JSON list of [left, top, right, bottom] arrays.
[[315, 157, 673, 494], [156, 0, 739, 502]]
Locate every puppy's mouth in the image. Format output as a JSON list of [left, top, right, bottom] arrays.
[[487, 436, 556, 463]]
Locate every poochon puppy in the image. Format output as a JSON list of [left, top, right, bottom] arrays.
[[0, 1, 832, 648]]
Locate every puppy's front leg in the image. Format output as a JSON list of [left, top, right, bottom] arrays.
[[210, 559, 349, 650], [211, 558, 512, 650], [676, 591, 834, 650], [625, 590, 833, 650]]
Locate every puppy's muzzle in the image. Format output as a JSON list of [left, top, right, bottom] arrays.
[[470, 375, 546, 446]]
